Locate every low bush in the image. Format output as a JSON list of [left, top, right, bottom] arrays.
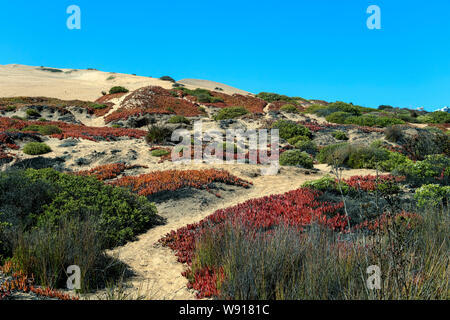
[[26, 109, 41, 117], [271, 120, 311, 140], [109, 86, 129, 94], [279, 150, 313, 168], [160, 76, 176, 83], [317, 143, 392, 169], [415, 184, 449, 209], [280, 104, 299, 113], [394, 154, 450, 186], [417, 111, 450, 124], [385, 125, 404, 142], [332, 130, 349, 140], [22, 125, 62, 135], [168, 115, 190, 124], [214, 107, 249, 120], [151, 149, 170, 157], [294, 140, 318, 155], [287, 135, 310, 145], [325, 112, 351, 124], [23, 142, 52, 155], [145, 126, 174, 145]]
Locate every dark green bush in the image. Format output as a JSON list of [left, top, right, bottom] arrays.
[[417, 111, 450, 124], [294, 140, 318, 155], [151, 149, 170, 157], [287, 135, 310, 145], [332, 130, 349, 140], [22, 125, 62, 135], [26, 109, 41, 117], [90, 103, 108, 110], [326, 112, 352, 124], [385, 125, 404, 143], [280, 104, 299, 113], [160, 76, 176, 83], [109, 86, 129, 94], [214, 107, 249, 120], [317, 143, 392, 169], [256, 92, 302, 104], [23, 168, 162, 248], [394, 154, 450, 186], [279, 150, 313, 168], [168, 115, 190, 124], [145, 125, 174, 144], [271, 120, 311, 140], [23, 142, 52, 155]]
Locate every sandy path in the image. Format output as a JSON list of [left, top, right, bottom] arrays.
[[104, 164, 379, 300]]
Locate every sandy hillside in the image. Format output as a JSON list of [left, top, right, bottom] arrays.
[[0, 64, 249, 101], [178, 79, 251, 96]]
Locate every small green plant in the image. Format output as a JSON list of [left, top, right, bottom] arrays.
[[279, 150, 313, 168], [415, 184, 450, 209], [168, 116, 190, 124], [280, 104, 299, 113], [294, 140, 318, 155], [214, 107, 249, 120], [159, 76, 176, 83], [151, 149, 170, 157], [91, 103, 108, 110], [23, 142, 52, 155], [109, 86, 129, 94], [272, 120, 311, 140], [145, 126, 173, 145], [21, 125, 62, 135], [26, 109, 41, 117], [332, 130, 349, 140], [287, 135, 310, 145], [5, 106, 16, 112]]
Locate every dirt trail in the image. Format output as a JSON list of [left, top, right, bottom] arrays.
[[104, 165, 379, 300]]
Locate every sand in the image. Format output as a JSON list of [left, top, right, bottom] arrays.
[[0, 64, 249, 101]]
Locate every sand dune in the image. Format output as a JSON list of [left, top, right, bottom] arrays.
[[0, 64, 251, 101]]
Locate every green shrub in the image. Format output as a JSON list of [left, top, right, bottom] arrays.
[[145, 126, 174, 144], [378, 151, 412, 172], [294, 140, 318, 155], [26, 109, 41, 117], [385, 125, 403, 142], [109, 86, 129, 94], [327, 102, 362, 116], [5, 106, 16, 112], [318, 143, 391, 169], [326, 112, 351, 124], [22, 125, 62, 135], [91, 103, 108, 110], [151, 149, 170, 157], [168, 115, 190, 124], [332, 130, 349, 140], [344, 115, 405, 127], [415, 184, 450, 209], [302, 175, 350, 194], [280, 104, 299, 113], [10, 215, 125, 292], [287, 135, 310, 145], [417, 111, 450, 124], [304, 104, 327, 114], [256, 92, 302, 104], [272, 120, 311, 140], [214, 107, 249, 120], [23, 168, 162, 248], [394, 154, 450, 186], [279, 150, 313, 168], [160, 76, 176, 83], [23, 142, 52, 155]]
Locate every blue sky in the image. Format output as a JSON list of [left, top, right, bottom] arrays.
[[0, 0, 449, 111]]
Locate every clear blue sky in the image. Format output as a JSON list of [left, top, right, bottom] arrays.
[[1, 0, 449, 111]]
